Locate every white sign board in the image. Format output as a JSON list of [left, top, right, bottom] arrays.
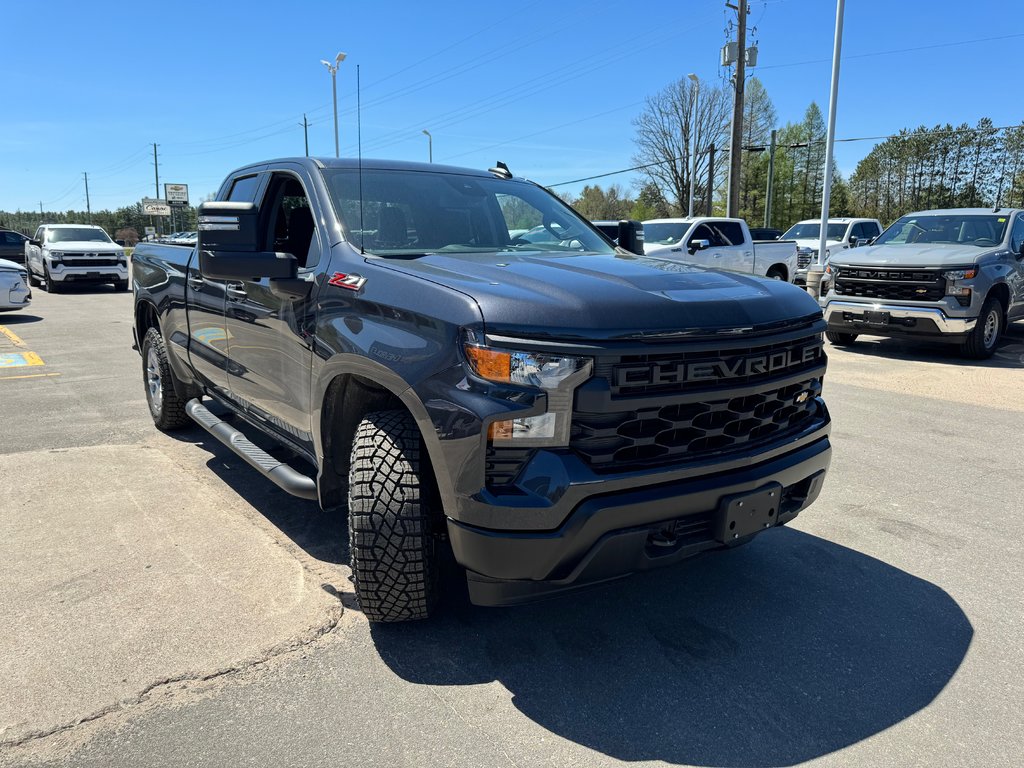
[[144, 226, 156, 236], [142, 198, 171, 216], [164, 183, 189, 206]]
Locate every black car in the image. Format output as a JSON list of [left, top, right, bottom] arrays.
[[750, 227, 783, 241], [0, 229, 29, 264]]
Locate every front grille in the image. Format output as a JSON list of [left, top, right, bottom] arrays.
[[62, 258, 120, 268], [834, 267, 943, 302], [600, 331, 824, 397], [797, 252, 812, 269], [571, 378, 821, 469]]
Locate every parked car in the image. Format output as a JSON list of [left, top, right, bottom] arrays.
[[642, 217, 798, 281], [0, 229, 30, 265], [822, 208, 1024, 358], [782, 218, 883, 285], [749, 227, 783, 241], [24, 224, 128, 293], [0, 258, 31, 311], [131, 156, 832, 622]]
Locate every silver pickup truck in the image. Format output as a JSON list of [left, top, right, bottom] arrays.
[[821, 208, 1024, 358]]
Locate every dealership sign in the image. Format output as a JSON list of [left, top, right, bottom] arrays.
[[142, 198, 171, 216], [164, 183, 189, 206]]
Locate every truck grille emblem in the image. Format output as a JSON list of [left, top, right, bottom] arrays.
[[613, 342, 823, 387]]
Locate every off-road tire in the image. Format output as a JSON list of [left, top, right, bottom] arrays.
[[960, 296, 1002, 360], [27, 269, 40, 287], [826, 330, 858, 346], [348, 410, 439, 622], [141, 327, 191, 430]]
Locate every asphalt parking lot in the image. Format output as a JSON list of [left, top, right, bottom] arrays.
[[1, 285, 1022, 767]]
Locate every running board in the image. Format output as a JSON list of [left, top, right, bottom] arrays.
[[185, 399, 318, 501]]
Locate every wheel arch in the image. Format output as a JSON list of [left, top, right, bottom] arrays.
[[987, 282, 1010, 315], [767, 263, 789, 281], [315, 356, 454, 515]]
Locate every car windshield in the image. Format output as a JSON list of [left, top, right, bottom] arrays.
[[322, 169, 614, 256], [643, 222, 689, 245], [782, 222, 847, 240], [873, 214, 1009, 247], [47, 227, 112, 243]]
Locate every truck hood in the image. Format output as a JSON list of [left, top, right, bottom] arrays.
[[377, 250, 821, 340], [792, 238, 843, 251], [46, 242, 123, 253], [833, 243, 995, 268]]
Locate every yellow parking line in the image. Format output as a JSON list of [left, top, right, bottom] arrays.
[[0, 372, 61, 381], [0, 325, 28, 348]]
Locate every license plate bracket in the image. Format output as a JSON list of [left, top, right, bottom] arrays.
[[715, 483, 783, 543], [863, 310, 890, 326]]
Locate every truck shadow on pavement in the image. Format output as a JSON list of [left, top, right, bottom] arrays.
[[0, 312, 44, 325], [371, 530, 972, 767], [832, 321, 1024, 368]]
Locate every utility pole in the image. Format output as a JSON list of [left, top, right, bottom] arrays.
[[39, 202, 44, 216], [83, 172, 91, 223], [764, 129, 777, 228], [300, 114, 309, 156], [706, 143, 716, 216], [153, 143, 160, 197], [726, 0, 748, 218]]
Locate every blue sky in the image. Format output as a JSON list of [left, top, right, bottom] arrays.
[[1, 0, 1021, 213]]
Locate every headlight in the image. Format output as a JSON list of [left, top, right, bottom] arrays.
[[941, 268, 977, 282], [49, 251, 64, 263], [463, 332, 592, 446], [942, 267, 977, 303]]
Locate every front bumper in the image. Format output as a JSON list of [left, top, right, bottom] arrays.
[[449, 430, 831, 606], [823, 299, 976, 341], [3, 277, 31, 309], [49, 263, 128, 283]]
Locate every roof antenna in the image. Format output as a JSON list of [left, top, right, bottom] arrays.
[[358, 64, 365, 255], [488, 161, 512, 179]]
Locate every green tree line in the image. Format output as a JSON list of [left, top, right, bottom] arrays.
[[0, 204, 198, 242]]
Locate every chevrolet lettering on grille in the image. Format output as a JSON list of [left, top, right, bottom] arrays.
[[613, 342, 824, 387]]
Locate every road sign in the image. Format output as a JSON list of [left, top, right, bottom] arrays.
[[164, 183, 189, 207], [142, 198, 171, 216]]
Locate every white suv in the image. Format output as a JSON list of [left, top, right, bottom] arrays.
[[25, 224, 128, 293]]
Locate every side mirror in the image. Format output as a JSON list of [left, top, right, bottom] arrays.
[[848, 235, 860, 247], [688, 238, 711, 255], [115, 239, 126, 246], [616, 219, 645, 255], [865, 236, 875, 246], [29, 239, 40, 247], [198, 201, 261, 253]]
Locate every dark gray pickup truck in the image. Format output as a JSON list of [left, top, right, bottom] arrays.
[[131, 157, 832, 621]]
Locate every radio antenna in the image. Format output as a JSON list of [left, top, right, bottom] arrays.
[[357, 64, 365, 255]]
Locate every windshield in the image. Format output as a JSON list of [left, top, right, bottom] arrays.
[[781, 222, 847, 240], [46, 227, 113, 244], [643, 222, 689, 245], [873, 214, 1009, 247], [322, 169, 613, 256]]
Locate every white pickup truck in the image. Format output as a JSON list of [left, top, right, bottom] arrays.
[[642, 217, 798, 282], [24, 224, 129, 293], [782, 217, 883, 285]]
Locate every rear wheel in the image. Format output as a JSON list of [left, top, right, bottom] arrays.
[[766, 265, 787, 281], [141, 327, 191, 430], [960, 296, 1002, 359], [348, 410, 440, 622], [826, 330, 858, 346]]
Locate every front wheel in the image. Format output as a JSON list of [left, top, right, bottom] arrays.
[[348, 410, 440, 622], [960, 296, 1002, 359], [826, 330, 858, 346], [141, 327, 191, 430], [114, 279, 130, 292], [44, 265, 61, 293]]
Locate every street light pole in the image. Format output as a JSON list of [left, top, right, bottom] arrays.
[[320, 52, 347, 158], [687, 73, 699, 217], [808, 0, 845, 300], [422, 129, 432, 162]]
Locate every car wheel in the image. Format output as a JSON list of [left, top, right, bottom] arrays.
[[141, 327, 191, 430], [115, 280, 130, 292], [44, 265, 61, 293], [348, 409, 440, 622], [960, 296, 1002, 360], [826, 330, 858, 346], [766, 266, 787, 280]]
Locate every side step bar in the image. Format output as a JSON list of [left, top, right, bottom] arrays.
[[185, 399, 319, 501]]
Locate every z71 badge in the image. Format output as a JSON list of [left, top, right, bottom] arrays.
[[327, 272, 367, 291]]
